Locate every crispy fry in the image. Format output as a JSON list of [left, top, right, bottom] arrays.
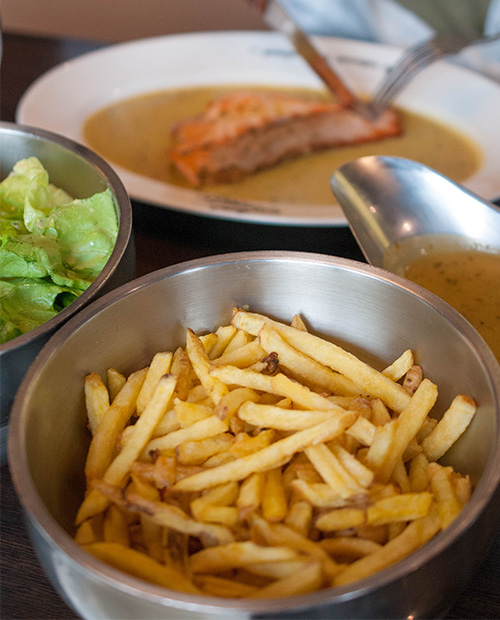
[[107, 368, 126, 402], [258, 324, 360, 396], [136, 352, 173, 414], [176, 433, 235, 465], [212, 340, 266, 368], [262, 467, 288, 522], [146, 415, 228, 456], [366, 493, 433, 525], [376, 379, 438, 483], [250, 561, 323, 598], [237, 471, 265, 517], [238, 401, 336, 431], [84, 542, 200, 593], [190, 541, 300, 573], [84, 372, 110, 435], [75, 308, 477, 600], [173, 412, 356, 492], [232, 309, 411, 412], [85, 367, 147, 482], [333, 506, 441, 586], [421, 395, 477, 461], [382, 349, 414, 381], [186, 328, 229, 405]]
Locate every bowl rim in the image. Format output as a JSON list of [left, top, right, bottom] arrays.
[[0, 121, 133, 354], [8, 250, 500, 613]]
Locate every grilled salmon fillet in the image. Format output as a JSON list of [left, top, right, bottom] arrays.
[[168, 91, 401, 186]]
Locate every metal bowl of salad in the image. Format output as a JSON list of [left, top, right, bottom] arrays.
[[0, 121, 135, 462]]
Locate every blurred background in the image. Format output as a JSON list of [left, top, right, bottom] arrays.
[[1, 0, 266, 42]]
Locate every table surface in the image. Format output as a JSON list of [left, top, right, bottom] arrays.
[[1, 31, 499, 620]]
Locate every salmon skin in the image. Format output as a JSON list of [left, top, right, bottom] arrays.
[[169, 91, 402, 187]]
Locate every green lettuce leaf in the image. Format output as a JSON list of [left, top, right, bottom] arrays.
[[0, 278, 80, 344], [0, 157, 119, 343]]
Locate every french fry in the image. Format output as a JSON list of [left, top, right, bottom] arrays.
[[204, 430, 276, 467], [315, 507, 366, 532], [84, 372, 110, 435], [195, 575, 259, 598], [209, 364, 274, 393], [190, 541, 301, 573], [238, 401, 336, 431], [290, 314, 308, 331], [285, 500, 313, 536], [245, 559, 309, 579], [84, 542, 200, 594], [144, 415, 227, 456], [186, 328, 228, 405], [214, 386, 260, 421], [250, 561, 323, 598], [250, 516, 339, 578], [85, 367, 147, 482], [270, 373, 345, 411], [75, 307, 478, 600], [382, 349, 414, 381], [291, 479, 350, 508], [376, 379, 438, 483], [345, 416, 376, 446], [176, 433, 235, 465], [232, 309, 411, 413], [190, 482, 239, 520], [173, 412, 356, 492], [174, 400, 213, 426], [403, 365, 423, 394], [75, 519, 99, 546], [319, 536, 382, 562], [97, 483, 235, 546], [408, 452, 430, 493], [333, 506, 441, 586], [170, 346, 193, 401], [237, 471, 265, 517], [305, 444, 364, 499], [212, 340, 266, 368], [366, 492, 433, 525], [207, 325, 237, 360], [103, 505, 130, 546], [107, 368, 126, 401], [262, 467, 288, 522], [428, 463, 462, 528], [136, 352, 173, 414], [421, 395, 477, 461], [258, 324, 360, 396]]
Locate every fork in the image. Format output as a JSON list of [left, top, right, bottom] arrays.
[[367, 32, 500, 117]]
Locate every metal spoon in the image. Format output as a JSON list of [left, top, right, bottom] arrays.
[[329, 156, 500, 270]]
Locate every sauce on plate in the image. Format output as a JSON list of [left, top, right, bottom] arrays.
[[84, 85, 482, 206]]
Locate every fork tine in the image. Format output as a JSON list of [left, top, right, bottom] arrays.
[[368, 32, 500, 116]]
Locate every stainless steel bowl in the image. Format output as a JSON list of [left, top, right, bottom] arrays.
[[8, 251, 500, 619], [0, 122, 135, 462]]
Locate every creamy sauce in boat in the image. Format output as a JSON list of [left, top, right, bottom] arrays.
[[84, 86, 482, 206], [385, 237, 500, 360]]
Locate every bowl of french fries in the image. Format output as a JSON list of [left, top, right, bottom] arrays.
[[8, 251, 500, 619], [0, 121, 135, 464]]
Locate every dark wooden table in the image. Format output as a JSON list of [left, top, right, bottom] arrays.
[[1, 31, 499, 620]]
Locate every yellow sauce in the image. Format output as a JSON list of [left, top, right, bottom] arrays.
[[84, 85, 482, 205], [403, 249, 500, 360]]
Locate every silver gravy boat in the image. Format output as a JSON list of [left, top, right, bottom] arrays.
[[329, 156, 500, 273]]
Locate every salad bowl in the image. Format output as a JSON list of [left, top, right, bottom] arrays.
[[0, 122, 135, 463]]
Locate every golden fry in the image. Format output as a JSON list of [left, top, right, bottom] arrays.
[[75, 307, 477, 601]]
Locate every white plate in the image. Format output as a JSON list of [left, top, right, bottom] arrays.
[[17, 31, 500, 227]]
